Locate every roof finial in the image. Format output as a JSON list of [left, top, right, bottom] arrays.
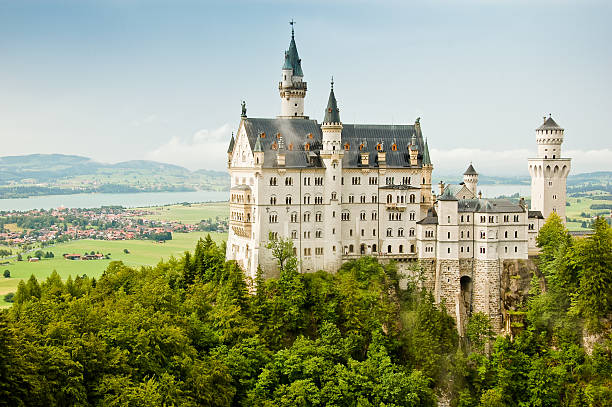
[[331, 76, 334, 90], [289, 19, 295, 38]]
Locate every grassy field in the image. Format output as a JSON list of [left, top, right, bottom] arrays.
[[565, 195, 611, 231], [0, 231, 227, 307], [130, 201, 229, 224]]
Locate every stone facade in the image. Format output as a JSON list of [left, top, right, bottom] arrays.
[[226, 26, 568, 335]]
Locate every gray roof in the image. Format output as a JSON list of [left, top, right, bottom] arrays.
[[283, 30, 303, 77], [464, 164, 478, 175], [528, 210, 544, 219], [438, 186, 458, 201], [417, 207, 438, 224], [240, 118, 427, 169], [323, 84, 341, 124], [457, 198, 524, 213], [537, 116, 563, 131]]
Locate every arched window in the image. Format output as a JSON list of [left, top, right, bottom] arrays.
[[399, 244, 403, 253], [270, 195, 276, 205], [344, 143, 350, 150], [410, 194, 416, 203], [387, 245, 392, 253], [391, 144, 397, 151], [349, 244, 354, 253], [372, 244, 377, 252], [387, 194, 392, 204]]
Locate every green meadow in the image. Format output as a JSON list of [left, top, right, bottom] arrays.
[[565, 194, 610, 231], [129, 201, 229, 224], [0, 231, 227, 307]]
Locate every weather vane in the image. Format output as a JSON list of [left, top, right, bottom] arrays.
[[290, 19, 295, 36]]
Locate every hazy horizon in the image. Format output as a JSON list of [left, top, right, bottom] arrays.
[[1, 0, 611, 176]]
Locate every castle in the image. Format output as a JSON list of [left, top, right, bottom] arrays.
[[226, 26, 571, 333]]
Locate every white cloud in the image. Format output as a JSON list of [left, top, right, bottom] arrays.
[[431, 148, 612, 177], [145, 124, 231, 171]]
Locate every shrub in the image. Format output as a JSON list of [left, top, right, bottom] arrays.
[[3, 269, 9, 278]]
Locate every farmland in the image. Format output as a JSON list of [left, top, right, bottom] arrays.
[[0, 231, 227, 307]]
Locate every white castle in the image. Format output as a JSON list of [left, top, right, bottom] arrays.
[[226, 26, 570, 332]]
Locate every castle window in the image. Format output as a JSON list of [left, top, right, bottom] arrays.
[[461, 246, 464, 253], [387, 228, 392, 237], [348, 195, 354, 203], [399, 244, 403, 253], [373, 244, 377, 252], [308, 133, 313, 139], [388, 245, 392, 253], [515, 246, 518, 253], [352, 176, 361, 185], [303, 231, 311, 239], [409, 228, 415, 237], [461, 231, 464, 238], [341, 211, 350, 221], [305, 143, 310, 151], [373, 229, 376, 236], [505, 246, 508, 253], [316, 230, 322, 238], [398, 228, 404, 237], [360, 211, 366, 221], [377, 144, 382, 151], [315, 196, 323, 205], [514, 231, 518, 238], [270, 177, 277, 186], [270, 196, 276, 205], [344, 143, 350, 150], [372, 211, 378, 220], [291, 212, 298, 223], [291, 230, 297, 239], [410, 211, 415, 221], [448, 232, 451, 239], [504, 231, 508, 238], [387, 194, 392, 204], [360, 195, 366, 203], [372, 195, 377, 203], [304, 248, 311, 256], [448, 248, 451, 254], [315, 212, 322, 222], [448, 216, 451, 224], [261, 133, 266, 138], [359, 144, 364, 150], [269, 213, 278, 223], [467, 246, 470, 252], [349, 245, 354, 253], [285, 177, 293, 186], [369, 177, 378, 185], [331, 192, 337, 200], [392, 144, 397, 151], [271, 142, 277, 150], [285, 195, 292, 205], [303, 195, 311, 204], [361, 229, 365, 237], [303, 212, 311, 222]]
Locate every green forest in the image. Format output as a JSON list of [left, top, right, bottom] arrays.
[[0, 215, 610, 406]]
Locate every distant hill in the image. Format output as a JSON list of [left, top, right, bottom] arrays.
[[435, 171, 612, 186], [0, 154, 229, 199]]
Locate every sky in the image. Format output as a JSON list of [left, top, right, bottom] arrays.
[[0, 0, 610, 176]]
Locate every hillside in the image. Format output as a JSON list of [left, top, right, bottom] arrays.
[[0, 154, 229, 199]]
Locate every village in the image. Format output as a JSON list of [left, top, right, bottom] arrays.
[[0, 205, 229, 250]]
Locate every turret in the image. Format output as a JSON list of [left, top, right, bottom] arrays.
[[227, 132, 235, 167], [278, 22, 307, 119], [253, 134, 264, 167], [463, 163, 478, 195], [536, 115, 564, 159], [409, 133, 419, 166], [321, 78, 343, 154]]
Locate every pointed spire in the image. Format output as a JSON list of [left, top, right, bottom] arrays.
[[323, 78, 341, 124], [254, 134, 263, 152], [422, 138, 431, 165], [464, 163, 478, 175], [283, 21, 303, 76], [227, 132, 235, 153]]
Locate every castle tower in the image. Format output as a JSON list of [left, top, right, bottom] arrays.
[[528, 115, 571, 222], [279, 22, 307, 119], [463, 163, 478, 196], [320, 79, 344, 270], [420, 137, 433, 211]]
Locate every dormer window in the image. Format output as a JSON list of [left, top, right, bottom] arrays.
[[308, 133, 313, 139], [376, 144, 382, 151], [288, 143, 293, 151], [261, 133, 266, 138], [359, 144, 364, 150], [344, 143, 350, 150], [271, 142, 278, 150], [305, 143, 310, 151], [391, 144, 397, 151], [277, 133, 281, 139]]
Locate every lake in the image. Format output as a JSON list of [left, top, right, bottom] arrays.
[[0, 190, 230, 211], [0, 185, 531, 212]]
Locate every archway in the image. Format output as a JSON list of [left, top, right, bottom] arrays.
[[460, 276, 473, 317]]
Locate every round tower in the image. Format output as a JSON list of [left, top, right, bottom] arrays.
[[463, 163, 478, 196], [528, 115, 571, 222], [278, 22, 307, 119]]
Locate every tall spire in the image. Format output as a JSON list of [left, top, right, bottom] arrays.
[[253, 134, 263, 152], [283, 20, 303, 77], [323, 78, 341, 124], [422, 138, 431, 165]]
